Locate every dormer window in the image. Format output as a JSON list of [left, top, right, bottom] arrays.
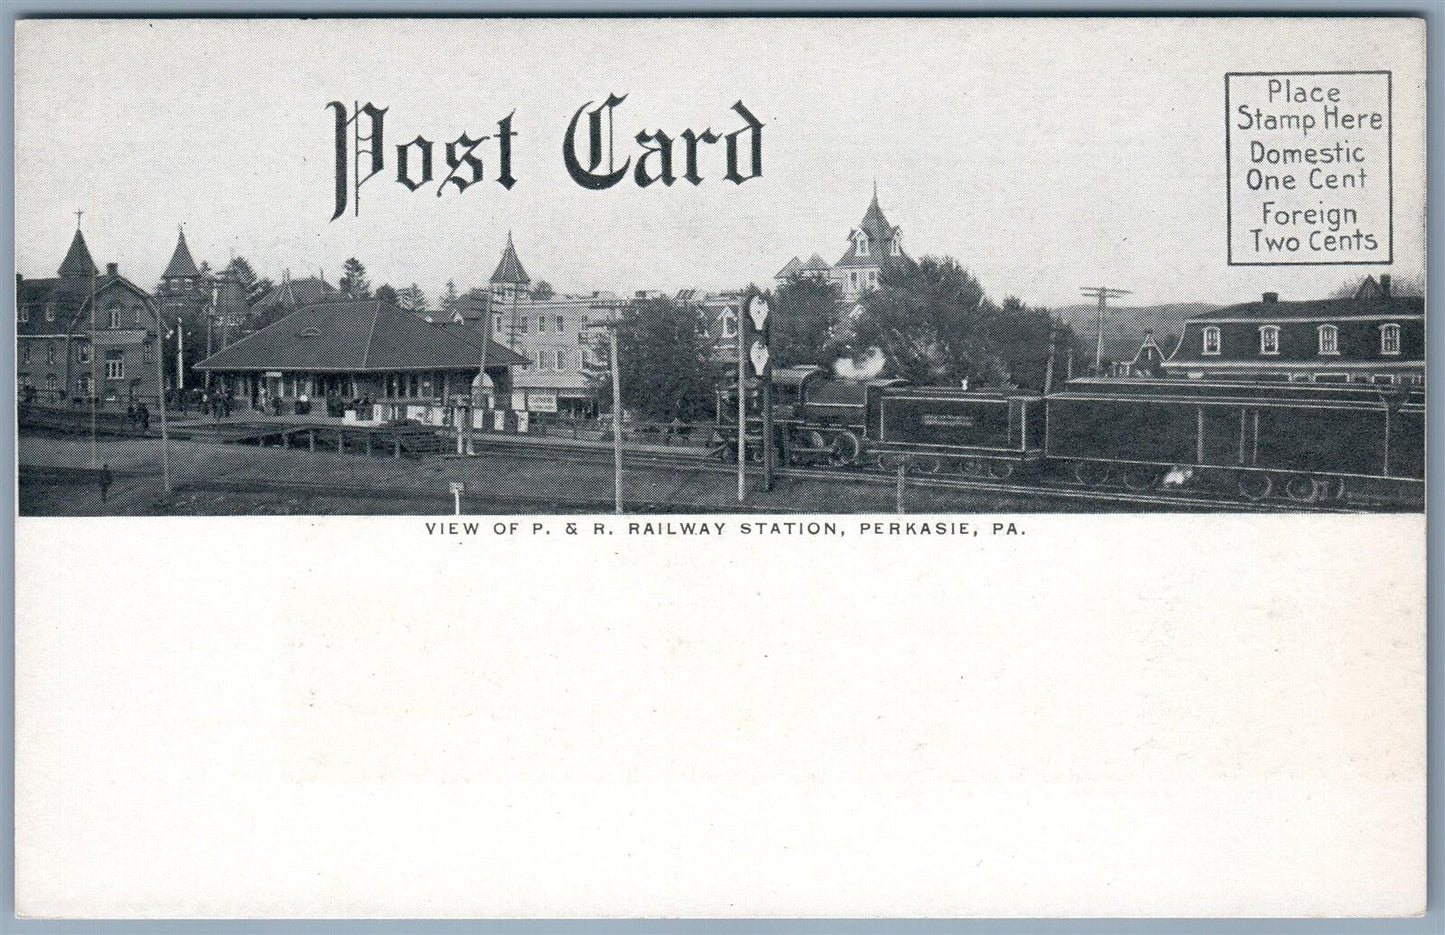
[[1381, 323, 1401, 355], [720, 308, 738, 339], [855, 233, 869, 257], [1259, 325, 1279, 355], [1318, 324, 1339, 355], [1202, 326, 1221, 355], [889, 238, 901, 257]]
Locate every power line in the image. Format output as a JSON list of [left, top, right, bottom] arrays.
[[1080, 285, 1132, 374]]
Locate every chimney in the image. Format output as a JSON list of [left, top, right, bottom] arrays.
[[1262, 291, 1278, 304], [1380, 274, 1391, 297], [105, 262, 118, 277]]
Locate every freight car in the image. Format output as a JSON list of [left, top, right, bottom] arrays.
[[1045, 378, 1424, 502], [720, 366, 1423, 505]]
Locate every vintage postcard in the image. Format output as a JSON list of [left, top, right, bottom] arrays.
[[12, 16, 1426, 919]]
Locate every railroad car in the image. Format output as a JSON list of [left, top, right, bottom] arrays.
[[1045, 378, 1424, 502], [723, 367, 1423, 506]]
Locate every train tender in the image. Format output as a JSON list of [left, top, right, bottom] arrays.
[[733, 366, 1423, 504]]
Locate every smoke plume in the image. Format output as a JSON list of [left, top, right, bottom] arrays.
[[833, 347, 887, 381]]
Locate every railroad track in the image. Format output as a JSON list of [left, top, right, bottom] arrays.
[[449, 434, 1382, 513]]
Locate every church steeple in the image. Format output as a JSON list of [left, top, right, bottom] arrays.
[[57, 227, 98, 279], [162, 226, 201, 280]]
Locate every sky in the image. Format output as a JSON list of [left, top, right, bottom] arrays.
[[15, 17, 1426, 310]]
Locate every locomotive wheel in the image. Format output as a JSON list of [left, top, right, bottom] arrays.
[[1237, 472, 1274, 502], [830, 430, 862, 465], [1073, 461, 1111, 488], [1284, 474, 1320, 503], [806, 430, 828, 452], [877, 452, 906, 472], [1317, 477, 1348, 502], [1119, 465, 1159, 492], [913, 455, 943, 474], [987, 459, 1016, 480]]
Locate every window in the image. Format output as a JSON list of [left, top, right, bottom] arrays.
[[1381, 323, 1401, 355], [493, 314, 503, 335], [107, 304, 121, 329], [556, 316, 564, 333], [554, 349, 567, 371], [76, 342, 90, 364], [1318, 324, 1339, 355], [890, 239, 901, 257], [142, 342, 152, 364], [518, 317, 528, 334], [1259, 325, 1279, 355], [1202, 326, 1221, 355], [578, 331, 591, 345], [866, 270, 878, 289], [46, 374, 57, 391], [856, 234, 869, 257], [133, 307, 142, 325], [18, 306, 28, 323], [720, 309, 737, 339], [46, 343, 55, 365], [1372, 374, 1396, 385], [45, 305, 54, 323], [105, 351, 124, 381], [1407, 374, 1423, 386], [849, 271, 859, 292], [537, 316, 547, 333]]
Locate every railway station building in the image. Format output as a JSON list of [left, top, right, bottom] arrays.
[[194, 296, 527, 417], [1162, 275, 1424, 385]]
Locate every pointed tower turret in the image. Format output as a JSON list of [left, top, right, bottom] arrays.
[[489, 232, 531, 292], [163, 227, 201, 280], [57, 227, 98, 280]]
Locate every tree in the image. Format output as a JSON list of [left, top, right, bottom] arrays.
[[772, 275, 845, 368], [584, 296, 715, 421], [440, 280, 460, 312], [1330, 272, 1423, 299], [847, 255, 1006, 386], [532, 280, 555, 300], [339, 257, 371, 298], [375, 283, 399, 305], [224, 256, 274, 305], [397, 284, 430, 312]]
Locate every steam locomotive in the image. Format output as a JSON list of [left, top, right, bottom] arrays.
[[718, 365, 1424, 504]]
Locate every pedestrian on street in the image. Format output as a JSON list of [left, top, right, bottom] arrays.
[[98, 463, 112, 503], [138, 403, 150, 432], [126, 402, 137, 430]]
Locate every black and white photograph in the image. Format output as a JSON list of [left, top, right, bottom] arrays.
[[14, 18, 1425, 516], [11, 14, 1430, 923]]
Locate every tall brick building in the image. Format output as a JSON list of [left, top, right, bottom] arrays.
[[17, 227, 161, 408]]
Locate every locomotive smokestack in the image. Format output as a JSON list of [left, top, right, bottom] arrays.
[[1262, 291, 1278, 304]]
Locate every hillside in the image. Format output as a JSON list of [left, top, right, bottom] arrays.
[[1050, 302, 1219, 361]]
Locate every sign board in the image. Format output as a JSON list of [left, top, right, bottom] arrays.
[[511, 391, 527, 411], [743, 291, 771, 377], [448, 481, 466, 495], [527, 391, 558, 413]]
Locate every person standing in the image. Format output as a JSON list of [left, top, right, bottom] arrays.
[[98, 463, 112, 503], [138, 403, 150, 433]]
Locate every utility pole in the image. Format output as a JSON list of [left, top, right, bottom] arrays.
[[1080, 285, 1132, 375], [736, 306, 746, 503], [151, 298, 171, 492], [89, 262, 98, 470], [1044, 317, 1057, 395], [463, 302, 488, 457]]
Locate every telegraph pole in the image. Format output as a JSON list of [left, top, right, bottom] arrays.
[[1044, 317, 1057, 395], [585, 316, 625, 514], [89, 258, 98, 470], [736, 305, 746, 503], [1080, 286, 1131, 375], [151, 298, 171, 492]]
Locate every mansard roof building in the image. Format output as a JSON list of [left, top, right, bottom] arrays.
[[1161, 275, 1423, 385]]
